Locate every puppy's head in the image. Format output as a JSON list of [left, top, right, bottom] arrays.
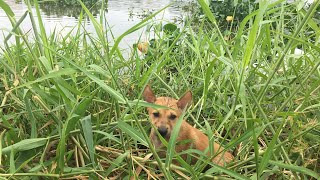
[[142, 85, 192, 139]]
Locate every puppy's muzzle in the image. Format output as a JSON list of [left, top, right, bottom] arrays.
[[157, 126, 168, 137]]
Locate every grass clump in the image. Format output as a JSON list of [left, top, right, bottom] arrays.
[[0, 0, 319, 179]]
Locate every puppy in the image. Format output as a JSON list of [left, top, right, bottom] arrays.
[[143, 85, 234, 166]]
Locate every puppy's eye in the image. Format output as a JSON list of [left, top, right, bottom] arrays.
[[169, 114, 177, 120], [153, 112, 159, 117]]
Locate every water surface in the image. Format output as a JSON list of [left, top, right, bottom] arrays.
[[0, 0, 191, 52]]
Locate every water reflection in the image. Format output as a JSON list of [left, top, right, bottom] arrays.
[[0, 0, 191, 51], [39, 0, 107, 18]]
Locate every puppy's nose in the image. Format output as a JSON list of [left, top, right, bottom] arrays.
[[157, 126, 168, 137]]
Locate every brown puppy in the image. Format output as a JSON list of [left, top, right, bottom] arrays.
[[143, 85, 234, 166]]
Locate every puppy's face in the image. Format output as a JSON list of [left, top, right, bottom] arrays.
[[143, 85, 192, 139]]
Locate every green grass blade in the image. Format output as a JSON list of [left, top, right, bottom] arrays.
[[93, 130, 121, 144], [81, 115, 96, 167], [24, 97, 37, 138], [108, 4, 171, 57], [204, 165, 249, 180], [258, 120, 285, 177], [9, 150, 15, 174], [118, 120, 148, 147], [165, 110, 186, 170], [269, 160, 320, 179], [56, 96, 93, 172], [105, 151, 129, 177], [12, 68, 77, 90], [0, 0, 14, 16], [2, 138, 48, 155], [257, 0, 320, 101], [241, 0, 268, 68]]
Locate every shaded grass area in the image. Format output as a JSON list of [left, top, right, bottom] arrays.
[[0, 0, 319, 179]]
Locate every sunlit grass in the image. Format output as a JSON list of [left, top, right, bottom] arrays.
[[0, 0, 319, 179]]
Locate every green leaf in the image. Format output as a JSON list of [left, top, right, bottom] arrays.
[[2, 138, 47, 155], [270, 160, 319, 179], [93, 130, 121, 144], [57, 96, 93, 172], [118, 120, 148, 147], [198, 0, 217, 24], [81, 115, 96, 167], [258, 121, 283, 176], [89, 64, 111, 78], [39, 56, 53, 71], [225, 125, 265, 150], [56, 114, 79, 172], [105, 151, 129, 176], [126, 100, 172, 110], [203, 59, 217, 103], [0, 0, 14, 17], [204, 165, 249, 180], [13, 68, 77, 90], [242, 0, 269, 67], [165, 110, 185, 168], [24, 97, 37, 138], [10, 150, 15, 173], [72, 96, 93, 118], [163, 23, 177, 34], [67, 61, 126, 103]]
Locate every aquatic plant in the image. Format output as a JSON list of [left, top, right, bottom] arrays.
[[0, 0, 319, 179]]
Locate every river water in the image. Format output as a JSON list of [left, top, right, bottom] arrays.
[[0, 0, 192, 52]]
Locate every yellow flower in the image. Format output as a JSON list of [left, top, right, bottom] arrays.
[[226, 16, 233, 22], [137, 42, 149, 54], [13, 78, 19, 87]]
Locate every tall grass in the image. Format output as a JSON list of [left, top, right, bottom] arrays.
[[0, 0, 319, 179]]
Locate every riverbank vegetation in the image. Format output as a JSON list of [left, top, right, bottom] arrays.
[[0, 0, 319, 179]]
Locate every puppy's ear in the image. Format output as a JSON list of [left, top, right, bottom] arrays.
[[143, 85, 156, 103], [177, 91, 192, 110]]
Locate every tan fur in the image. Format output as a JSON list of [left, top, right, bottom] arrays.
[[143, 85, 234, 166]]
